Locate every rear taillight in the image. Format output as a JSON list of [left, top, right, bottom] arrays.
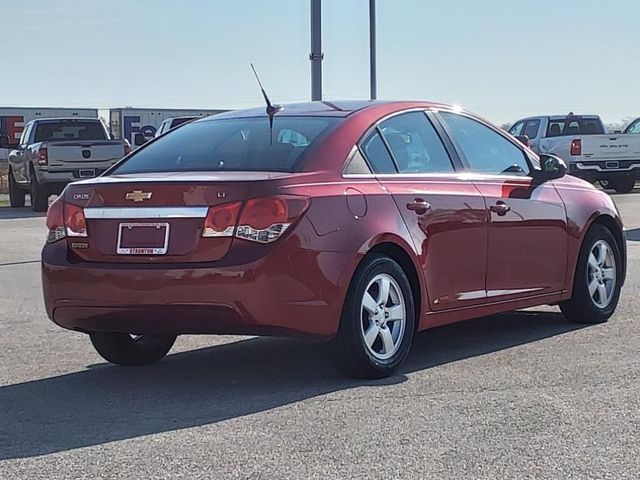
[[38, 147, 48, 165], [65, 203, 87, 237], [45, 199, 87, 243], [237, 196, 309, 244], [201, 196, 309, 244], [45, 199, 66, 243], [570, 139, 582, 156], [124, 143, 131, 156], [202, 201, 242, 237]]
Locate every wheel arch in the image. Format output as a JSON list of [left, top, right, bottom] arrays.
[[360, 240, 424, 332], [588, 214, 626, 286]]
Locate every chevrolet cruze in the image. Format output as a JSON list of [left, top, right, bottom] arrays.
[[41, 101, 626, 378]]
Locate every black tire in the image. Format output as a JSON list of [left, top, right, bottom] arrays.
[[611, 176, 636, 194], [560, 224, 622, 324], [8, 169, 26, 208], [29, 172, 49, 212], [89, 332, 177, 366], [333, 254, 416, 379]]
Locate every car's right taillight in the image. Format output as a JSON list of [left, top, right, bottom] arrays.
[[570, 139, 582, 156], [236, 196, 309, 244], [45, 198, 88, 243]]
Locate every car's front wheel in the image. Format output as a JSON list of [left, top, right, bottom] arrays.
[[89, 332, 177, 366], [333, 254, 415, 379], [560, 224, 622, 324]]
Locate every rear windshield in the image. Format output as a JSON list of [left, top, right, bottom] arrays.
[[113, 116, 340, 174], [35, 120, 107, 142], [546, 117, 604, 137]]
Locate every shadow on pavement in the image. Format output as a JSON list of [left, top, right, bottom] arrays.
[[0, 310, 584, 460], [625, 227, 640, 241], [0, 206, 45, 220]]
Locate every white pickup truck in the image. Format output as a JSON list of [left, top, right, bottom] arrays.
[[0, 118, 129, 211], [509, 114, 640, 193]]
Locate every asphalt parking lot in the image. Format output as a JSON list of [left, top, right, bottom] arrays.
[[0, 192, 639, 479]]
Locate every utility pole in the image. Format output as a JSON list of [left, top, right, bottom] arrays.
[[369, 0, 377, 100], [310, 0, 323, 101]]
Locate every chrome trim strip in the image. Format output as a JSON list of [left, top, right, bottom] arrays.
[[84, 207, 208, 219]]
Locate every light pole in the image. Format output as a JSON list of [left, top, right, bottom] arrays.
[[310, 0, 323, 101], [369, 0, 377, 100]]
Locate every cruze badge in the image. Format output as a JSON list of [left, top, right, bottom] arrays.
[[125, 190, 152, 202]]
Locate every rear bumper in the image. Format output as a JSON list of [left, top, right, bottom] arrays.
[[42, 240, 357, 338], [569, 161, 640, 180], [37, 166, 112, 186]]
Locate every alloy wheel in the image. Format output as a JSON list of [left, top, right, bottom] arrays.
[[587, 239, 617, 309], [360, 273, 407, 360]]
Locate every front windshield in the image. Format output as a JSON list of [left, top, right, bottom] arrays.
[[113, 116, 340, 174]]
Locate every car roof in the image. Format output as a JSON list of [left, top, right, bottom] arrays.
[[200, 100, 449, 121]]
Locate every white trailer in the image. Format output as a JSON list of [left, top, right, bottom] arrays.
[[0, 107, 98, 160], [109, 108, 227, 147]]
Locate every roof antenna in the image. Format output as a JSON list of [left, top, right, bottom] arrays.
[[251, 63, 283, 144]]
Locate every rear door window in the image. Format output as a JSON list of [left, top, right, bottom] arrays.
[[378, 112, 454, 174]]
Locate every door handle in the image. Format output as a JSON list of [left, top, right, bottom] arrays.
[[489, 201, 511, 216], [406, 198, 432, 214]]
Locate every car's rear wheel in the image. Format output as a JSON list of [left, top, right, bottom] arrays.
[[560, 224, 622, 324], [30, 173, 49, 212], [8, 169, 26, 208], [611, 177, 636, 194], [89, 332, 177, 366], [333, 254, 415, 379]]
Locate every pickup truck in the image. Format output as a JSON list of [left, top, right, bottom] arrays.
[[0, 118, 130, 211], [509, 114, 640, 193]]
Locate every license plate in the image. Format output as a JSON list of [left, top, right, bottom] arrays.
[[79, 169, 96, 178], [117, 222, 170, 255]]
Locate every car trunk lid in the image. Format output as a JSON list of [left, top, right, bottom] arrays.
[[63, 172, 291, 263]]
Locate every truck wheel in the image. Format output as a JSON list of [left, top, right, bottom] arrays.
[[333, 254, 416, 379], [560, 224, 622, 324], [89, 332, 177, 366], [8, 169, 26, 208], [611, 177, 636, 194], [30, 174, 49, 212]]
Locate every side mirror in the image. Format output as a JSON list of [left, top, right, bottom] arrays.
[[536, 154, 567, 181], [133, 133, 147, 146], [515, 135, 530, 147], [0, 135, 10, 149]]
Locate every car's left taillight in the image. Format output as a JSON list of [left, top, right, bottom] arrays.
[[201, 195, 310, 244], [236, 195, 309, 244], [46, 199, 87, 243]]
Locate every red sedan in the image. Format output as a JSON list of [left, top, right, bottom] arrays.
[[42, 101, 626, 378]]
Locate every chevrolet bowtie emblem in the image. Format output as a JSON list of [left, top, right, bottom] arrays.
[[125, 190, 152, 202]]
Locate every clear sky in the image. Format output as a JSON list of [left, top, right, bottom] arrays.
[[2, 0, 639, 125]]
